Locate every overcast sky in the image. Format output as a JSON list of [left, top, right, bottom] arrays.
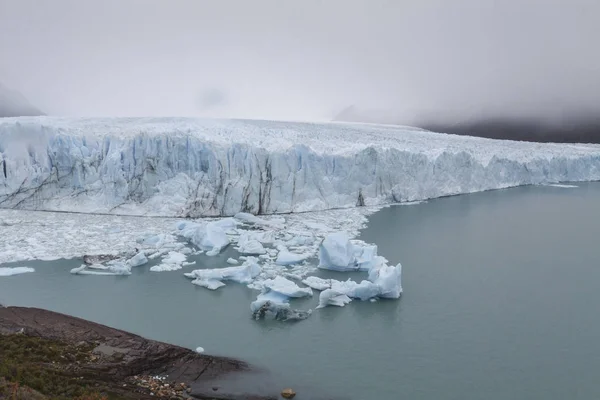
[[1, 0, 598, 124]]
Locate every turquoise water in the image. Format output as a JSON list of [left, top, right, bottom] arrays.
[[1, 183, 600, 399]]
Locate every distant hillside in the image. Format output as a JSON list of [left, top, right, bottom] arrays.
[[333, 106, 600, 144], [418, 119, 600, 144], [0, 83, 44, 117]]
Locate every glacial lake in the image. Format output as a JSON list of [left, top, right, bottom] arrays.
[[1, 182, 600, 399]]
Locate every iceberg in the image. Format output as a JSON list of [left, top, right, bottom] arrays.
[[149, 251, 188, 272], [2, 117, 600, 217], [307, 257, 403, 307], [250, 291, 311, 322], [262, 276, 313, 298], [237, 234, 267, 255], [302, 276, 334, 291], [178, 221, 230, 254], [0, 266, 35, 276], [317, 289, 353, 309], [318, 232, 357, 271], [70, 263, 131, 276], [319, 233, 383, 272], [275, 249, 311, 266], [369, 263, 403, 299], [128, 251, 148, 267], [184, 258, 261, 288], [191, 279, 226, 290]]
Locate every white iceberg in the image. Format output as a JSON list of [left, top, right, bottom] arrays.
[[275, 249, 311, 266], [191, 279, 226, 290], [226, 257, 239, 265], [318, 232, 357, 271], [178, 221, 230, 254], [237, 235, 266, 255], [70, 263, 131, 276], [369, 263, 403, 299], [150, 251, 187, 272], [184, 258, 261, 288], [262, 276, 313, 298], [0, 266, 35, 276], [331, 279, 381, 301], [317, 289, 353, 309], [301, 276, 334, 291], [128, 251, 148, 267]]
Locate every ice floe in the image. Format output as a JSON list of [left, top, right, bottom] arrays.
[[149, 251, 188, 272], [0, 266, 35, 276], [184, 258, 261, 289]]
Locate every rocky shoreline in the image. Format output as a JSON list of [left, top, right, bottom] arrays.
[[0, 306, 294, 400]]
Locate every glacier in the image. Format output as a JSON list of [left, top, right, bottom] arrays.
[[2, 117, 600, 217]]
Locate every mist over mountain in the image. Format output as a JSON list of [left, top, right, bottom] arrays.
[[0, 83, 44, 117], [333, 106, 600, 144]]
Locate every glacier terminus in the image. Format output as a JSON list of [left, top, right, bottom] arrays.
[[2, 116, 599, 217]]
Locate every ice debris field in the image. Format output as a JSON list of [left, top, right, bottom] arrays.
[[1, 116, 600, 319], [1, 117, 600, 217], [0, 204, 404, 321]]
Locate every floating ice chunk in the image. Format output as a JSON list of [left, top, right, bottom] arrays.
[[162, 251, 187, 265], [179, 221, 230, 254], [226, 258, 239, 265], [250, 291, 290, 312], [70, 265, 87, 274], [250, 291, 311, 321], [195, 347, 205, 354], [150, 264, 180, 272], [545, 184, 579, 188], [87, 264, 108, 270], [150, 251, 187, 272], [302, 276, 334, 291], [317, 289, 352, 309], [369, 263, 403, 299], [191, 279, 226, 290], [276, 249, 310, 266], [106, 262, 132, 275], [354, 244, 379, 270], [318, 232, 357, 271], [70, 263, 131, 276], [238, 238, 266, 255], [332, 279, 381, 301], [262, 276, 313, 298], [128, 251, 148, 267], [184, 258, 261, 287], [0, 267, 35, 276]]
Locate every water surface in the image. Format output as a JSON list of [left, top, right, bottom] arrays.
[[2, 183, 600, 399]]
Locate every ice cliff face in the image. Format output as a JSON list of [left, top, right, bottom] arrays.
[[1, 117, 600, 217]]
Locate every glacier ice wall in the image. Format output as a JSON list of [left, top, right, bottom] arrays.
[[1, 117, 600, 217]]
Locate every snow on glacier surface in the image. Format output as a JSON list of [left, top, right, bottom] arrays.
[[2, 116, 599, 217]]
